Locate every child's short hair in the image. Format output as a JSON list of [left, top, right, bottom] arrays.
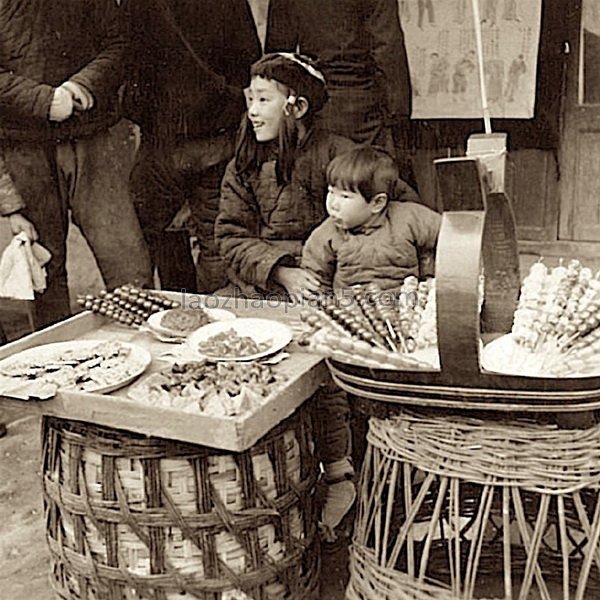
[[327, 146, 400, 202]]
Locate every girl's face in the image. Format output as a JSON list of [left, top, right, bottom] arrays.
[[326, 185, 374, 230], [245, 76, 288, 142]]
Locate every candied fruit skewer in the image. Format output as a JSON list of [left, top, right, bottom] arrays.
[[352, 285, 398, 352]]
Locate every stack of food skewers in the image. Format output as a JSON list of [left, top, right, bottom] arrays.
[[492, 259, 600, 377], [300, 277, 439, 369], [77, 285, 180, 327]]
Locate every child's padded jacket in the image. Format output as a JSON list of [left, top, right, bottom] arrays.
[[301, 200, 441, 292]]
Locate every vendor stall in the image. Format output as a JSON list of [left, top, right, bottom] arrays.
[[0, 297, 328, 599], [303, 156, 600, 600]]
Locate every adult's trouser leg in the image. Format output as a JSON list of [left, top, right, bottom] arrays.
[[65, 122, 153, 291], [129, 140, 196, 292]]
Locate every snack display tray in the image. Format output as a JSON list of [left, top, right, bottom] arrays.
[[330, 160, 600, 412], [0, 299, 328, 451]]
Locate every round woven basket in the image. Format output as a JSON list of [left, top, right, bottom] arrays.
[[349, 411, 600, 600], [42, 403, 319, 600]]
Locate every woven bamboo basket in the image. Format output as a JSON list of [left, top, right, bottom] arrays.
[[42, 401, 319, 600], [348, 411, 600, 600]]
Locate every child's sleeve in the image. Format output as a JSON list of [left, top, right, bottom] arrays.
[[215, 161, 297, 291], [408, 203, 442, 279], [301, 222, 336, 294]]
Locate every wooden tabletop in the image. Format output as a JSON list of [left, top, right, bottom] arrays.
[[0, 295, 328, 452]]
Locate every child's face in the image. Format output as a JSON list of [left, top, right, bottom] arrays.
[[244, 76, 288, 142], [326, 185, 375, 229]]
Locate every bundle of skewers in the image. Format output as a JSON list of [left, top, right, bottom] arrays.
[[76, 285, 179, 327], [299, 277, 439, 370], [509, 259, 600, 376]]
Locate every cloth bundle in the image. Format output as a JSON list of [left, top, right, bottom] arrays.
[[0, 233, 51, 300]]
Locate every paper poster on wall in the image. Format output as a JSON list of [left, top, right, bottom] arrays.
[[399, 0, 542, 119]]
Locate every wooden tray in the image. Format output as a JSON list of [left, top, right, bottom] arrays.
[[0, 299, 327, 451], [329, 158, 600, 412]]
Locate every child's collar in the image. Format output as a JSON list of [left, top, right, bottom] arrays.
[[337, 205, 389, 235]]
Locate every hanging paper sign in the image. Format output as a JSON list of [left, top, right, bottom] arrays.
[[399, 0, 542, 119]]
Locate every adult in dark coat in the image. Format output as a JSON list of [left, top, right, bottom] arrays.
[[126, 0, 261, 293], [265, 0, 412, 148], [0, 0, 152, 328]]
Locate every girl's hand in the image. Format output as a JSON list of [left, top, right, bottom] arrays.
[[273, 266, 322, 301], [9, 213, 38, 241]]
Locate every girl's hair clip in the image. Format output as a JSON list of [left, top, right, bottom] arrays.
[[283, 95, 297, 116]]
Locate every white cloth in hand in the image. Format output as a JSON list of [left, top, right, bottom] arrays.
[[0, 233, 52, 299]]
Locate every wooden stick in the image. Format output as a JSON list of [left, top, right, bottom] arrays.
[[503, 486, 513, 600], [557, 495, 570, 600]]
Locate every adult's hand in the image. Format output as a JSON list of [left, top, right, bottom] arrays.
[[273, 266, 322, 301], [8, 213, 38, 241], [48, 86, 74, 122], [61, 81, 95, 112]]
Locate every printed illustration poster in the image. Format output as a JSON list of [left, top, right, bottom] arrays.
[[399, 0, 542, 119]]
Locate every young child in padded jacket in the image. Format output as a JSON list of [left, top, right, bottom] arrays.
[[302, 146, 441, 291], [301, 146, 441, 538]]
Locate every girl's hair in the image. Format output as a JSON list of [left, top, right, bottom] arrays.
[[234, 53, 328, 185], [327, 146, 401, 202]]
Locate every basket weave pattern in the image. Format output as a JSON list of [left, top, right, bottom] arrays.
[[42, 404, 319, 600], [349, 412, 600, 600]]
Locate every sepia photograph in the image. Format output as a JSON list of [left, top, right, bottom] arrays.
[[0, 0, 599, 598]]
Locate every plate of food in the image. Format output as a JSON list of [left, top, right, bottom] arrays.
[[147, 306, 235, 338], [481, 334, 600, 378], [187, 318, 293, 362], [0, 340, 151, 395]]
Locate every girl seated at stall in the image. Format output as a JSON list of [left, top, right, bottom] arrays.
[[215, 53, 357, 537], [215, 52, 355, 299]]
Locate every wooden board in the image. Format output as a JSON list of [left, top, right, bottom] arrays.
[[0, 298, 328, 451]]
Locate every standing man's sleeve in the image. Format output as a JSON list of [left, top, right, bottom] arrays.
[[265, 0, 299, 52], [366, 0, 412, 120], [68, 1, 128, 103]]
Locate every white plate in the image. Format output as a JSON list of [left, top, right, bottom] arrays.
[[481, 334, 600, 378], [187, 318, 293, 362], [0, 340, 151, 394], [147, 307, 236, 338]]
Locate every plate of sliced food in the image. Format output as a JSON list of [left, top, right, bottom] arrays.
[[187, 318, 293, 362], [0, 339, 151, 395], [147, 306, 236, 339]]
